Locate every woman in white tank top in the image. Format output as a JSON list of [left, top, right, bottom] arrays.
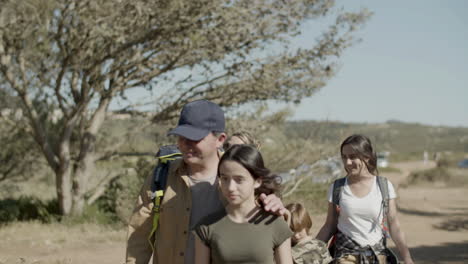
[[316, 134, 414, 264]]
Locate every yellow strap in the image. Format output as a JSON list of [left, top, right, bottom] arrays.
[[159, 153, 181, 163], [148, 190, 164, 251]]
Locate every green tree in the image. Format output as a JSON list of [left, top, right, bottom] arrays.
[[0, 0, 370, 215]]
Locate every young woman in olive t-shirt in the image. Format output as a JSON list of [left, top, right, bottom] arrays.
[[194, 144, 293, 264]]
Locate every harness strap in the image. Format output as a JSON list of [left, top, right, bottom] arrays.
[[376, 176, 391, 245], [159, 153, 181, 163], [332, 177, 346, 206], [148, 190, 164, 251], [147, 144, 182, 251]]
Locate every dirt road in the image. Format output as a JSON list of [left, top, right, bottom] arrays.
[[382, 161, 468, 264], [1, 161, 467, 264]]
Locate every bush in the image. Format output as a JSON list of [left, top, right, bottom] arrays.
[[406, 167, 451, 185], [283, 180, 329, 215], [436, 158, 450, 168], [61, 203, 120, 226], [378, 166, 402, 173], [96, 157, 154, 223], [0, 196, 60, 224]]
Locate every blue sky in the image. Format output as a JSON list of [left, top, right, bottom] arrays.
[[117, 1, 467, 127], [272, 0, 468, 127]]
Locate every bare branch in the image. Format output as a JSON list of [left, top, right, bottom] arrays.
[[0, 60, 59, 172], [283, 177, 306, 198], [86, 171, 124, 205], [54, 56, 72, 118]]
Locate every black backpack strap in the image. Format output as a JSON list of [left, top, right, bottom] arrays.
[[332, 177, 346, 206], [148, 145, 181, 250], [151, 160, 171, 193], [329, 177, 346, 257], [151, 144, 182, 194]]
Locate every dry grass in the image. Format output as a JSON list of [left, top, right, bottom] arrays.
[[0, 221, 125, 245], [405, 167, 468, 187], [0, 221, 126, 264]]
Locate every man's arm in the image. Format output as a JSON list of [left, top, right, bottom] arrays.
[[126, 173, 154, 264]]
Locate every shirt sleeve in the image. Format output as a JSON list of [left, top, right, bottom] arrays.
[[195, 224, 211, 247], [272, 217, 294, 249], [125, 171, 155, 264]]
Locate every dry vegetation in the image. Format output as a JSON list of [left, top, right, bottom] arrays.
[[0, 222, 125, 264], [1, 118, 467, 263]]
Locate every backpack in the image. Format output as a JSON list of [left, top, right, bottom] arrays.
[[329, 176, 399, 263], [147, 144, 182, 250]]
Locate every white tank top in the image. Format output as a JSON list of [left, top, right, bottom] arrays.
[[327, 177, 396, 247]]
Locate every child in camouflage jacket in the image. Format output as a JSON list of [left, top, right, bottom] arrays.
[[286, 203, 332, 264]]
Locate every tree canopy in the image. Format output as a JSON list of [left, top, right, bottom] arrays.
[[0, 0, 371, 215]]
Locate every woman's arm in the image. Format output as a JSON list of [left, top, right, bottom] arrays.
[[274, 238, 294, 264], [315, 202, 338, 243], [194, 235, 210, 264], [387, 199, 414, 264]]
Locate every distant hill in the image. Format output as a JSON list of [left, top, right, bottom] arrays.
[[96, 117, 468, 170], [284, 120, 468, 161]]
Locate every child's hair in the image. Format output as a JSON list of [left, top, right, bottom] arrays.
[[218, 144, 281, 196], [223, 130, 260, 150], [285, 203, 312, 233]]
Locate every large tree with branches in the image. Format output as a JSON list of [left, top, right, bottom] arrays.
[[0, 0, 370, 215]]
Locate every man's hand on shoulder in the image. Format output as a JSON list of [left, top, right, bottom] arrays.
[[258, 193, 287, 216]]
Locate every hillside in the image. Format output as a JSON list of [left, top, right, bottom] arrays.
[[284, 120, 468, 162]]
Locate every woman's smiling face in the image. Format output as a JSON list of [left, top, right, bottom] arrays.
[[341, 144, 369, 177]]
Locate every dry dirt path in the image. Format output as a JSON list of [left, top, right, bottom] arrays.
[[1, 161, 467, 264], [381, 161, 468, 264]]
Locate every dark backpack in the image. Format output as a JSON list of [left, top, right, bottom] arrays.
[[330, 176, 399, 263], [148, 144, 182, 249], [150, 144, 182, 194]]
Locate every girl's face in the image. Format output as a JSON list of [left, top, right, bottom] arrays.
[[341, 144, 369, 177], [219, 160, 261, 206]]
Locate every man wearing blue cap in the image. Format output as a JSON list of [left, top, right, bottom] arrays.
[[126, 100, 287, 264]]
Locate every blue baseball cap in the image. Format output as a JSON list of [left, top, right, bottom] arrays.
[[167, 100, 225, 141]]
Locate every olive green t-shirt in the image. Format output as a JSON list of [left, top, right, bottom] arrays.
[[195, 209, 293, 264]]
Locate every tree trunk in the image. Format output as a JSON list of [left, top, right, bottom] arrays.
[[56, 166, 73, 215], [70, 151, 96, 216], [69, 97, 110, 216]]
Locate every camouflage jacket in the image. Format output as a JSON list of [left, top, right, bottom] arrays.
[[292, 237, 333, 264]]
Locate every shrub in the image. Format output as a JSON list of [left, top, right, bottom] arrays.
[[283, 180, 329, 215], [0, 196, 60, 224], [407, 167, 451, 185], [378, 167, 402, 173], [96, 157, 154, 223], [61, 203, 120, 226], [436, 158, 450, 168]]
